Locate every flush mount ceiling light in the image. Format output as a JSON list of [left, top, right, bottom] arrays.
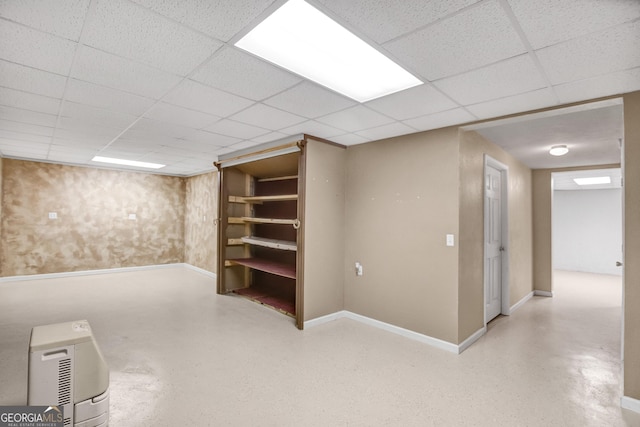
[[235, 0, 422, 102], [574, 176, 611, 186], [549, 145, 569, 156], [91, 156, 165, 169]]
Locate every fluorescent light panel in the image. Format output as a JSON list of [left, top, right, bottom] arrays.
[[92, 156, 165, 169], [573, 176, 611, 185], [235, 0, 422, 102]]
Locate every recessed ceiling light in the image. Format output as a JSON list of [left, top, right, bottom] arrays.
[[91, 156, 165, 169], [549, 145, 569, 156], [574, 176, 611, 186], [235, 0, 422, 102]]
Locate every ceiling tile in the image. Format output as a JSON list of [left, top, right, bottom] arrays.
[[316, 0, 480, 44], [317, 105, 395, 133], [163, 79, 254, 117], [179, 129, 241, 147], [508, 0, 640, 49], [0, 19, 77, 75], [229, 104, 305, 131], [192, 47, 302, 101], [0, 87, 61, 114], [264, 82, 356, 119], [144, 102, 220, 129], [0, 145, 49, 158], [65, 79, 155, 117], [204, 118, 269, 139], [0, 59, 68, 98], [0, 0, 90, 41], [71, 46, 183, 99], [536, 20, 640, 85], [403, 108, 476, 131], [61, 101, 137, 129], [355, 122, 416, 141], [365, 84, 458, 120], [329, 133, 371, 146], [434, 54, 547, 105], [466, 88, 558, 120], [0, 138, 48, 150], [127, 118, 193, 139], [0, 118, 54, 136], [554, 67, 640, 104], [384, 0, 526, 80], [250, 132, 288, 144], [130, 0, 274, 42], [84, 0, 222, 76], [279, 120, 345, 139], [0, 105, 58, 127], [0, 129, 52, 144], [227, 140, 265, 151]]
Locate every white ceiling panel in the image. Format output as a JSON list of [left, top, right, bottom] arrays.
[[0, 19, 77, 75], [250, 132, 289, 144], [0, 59, 68, 98], [163, 79, 254, 118], [229, 104, 305, 131], [384, 0, 526, 80], [365, 84, 458, 120], [328, 133, 371, 146], [355, 122, 416, 141], [0, 129, 52, 144], [227, 140, 265, 151], [71, 46, 183, 99], [315, 0, 480, 44], [537, 20, 640, 85], [127, 118, 193, 139], [280, 120, 345, 139], [84, 0, 222, 76], [264, 81, 356, 119], [508, 0, 640, 50], [0, 138, 48, 150], [317, 105, 394, 133], [130, 0, 274, 42], [554, 67, 640, 105], [0, 105, 58, 127], [178, 129, 241, 147], [434, 54, 547, 105], [65, 79, 155, 117], [204, 118, 269, 139], [466, 88, 557, 120], [0, 0, 90, 41], [0, 118, 54, 136], [404, 108, 476, 132], [61, 101, 137, 130], [144, 103, 220, 129], [0, 87, 61, 114], [192, 47, 302, 101]]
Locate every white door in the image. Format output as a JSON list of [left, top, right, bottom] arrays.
[[485, 164, 503, 322]]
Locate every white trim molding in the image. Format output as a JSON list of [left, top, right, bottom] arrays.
[[534, 290, 553, 297], [510, 291, 534, 314], [621, 396, 640, 414], [305, 310, 483, 354], [0, 263, 216, 284]]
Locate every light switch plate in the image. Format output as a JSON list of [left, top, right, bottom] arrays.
[[446, 234, 454, 247]]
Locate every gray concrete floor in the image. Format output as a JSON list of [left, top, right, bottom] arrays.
[[1, 266, 639, 426]]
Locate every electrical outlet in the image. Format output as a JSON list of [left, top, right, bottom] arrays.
[[48, 212, 57, 220], [355, 262, 363, 276], [128, 213, 137, 220]]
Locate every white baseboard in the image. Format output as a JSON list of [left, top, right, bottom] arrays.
[[0, 263, 215, 284], [621, 396, 640, 414], [182, 263, 217, 280], [534, 290, 553, 297], [304, 310, 479, 354], [510, 291, 534, 314]]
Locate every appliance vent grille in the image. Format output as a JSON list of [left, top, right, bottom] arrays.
[[64, 417, 71, 426], [58, 358, 71, 405]]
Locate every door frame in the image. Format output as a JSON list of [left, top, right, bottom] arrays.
[[484, 155, 510, 324]]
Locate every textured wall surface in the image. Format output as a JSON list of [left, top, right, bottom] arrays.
[[184, 171, 217, 273], [1, 159, 185, 276]]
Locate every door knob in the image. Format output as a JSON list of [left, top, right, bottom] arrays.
[[616, 261, 623, 267]]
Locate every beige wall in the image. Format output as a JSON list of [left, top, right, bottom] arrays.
[[1, 159, 185, 276], [344, 128, 460, 343], [458, 131, 533, 341], [184, 171, 217, 273], [0, 157, 3, 277], [623, 91, 640, 400], [303, 139, 346, 321]]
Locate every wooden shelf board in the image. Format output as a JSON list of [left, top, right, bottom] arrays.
[[228, 194, 297, 204], [240, 217, 297, 225], [226, 257, 296, 279], [241, 236, 296, 251], [257, 175, 298, 183]]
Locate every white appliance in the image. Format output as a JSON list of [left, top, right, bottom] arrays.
[[28, 320, 110, 427]]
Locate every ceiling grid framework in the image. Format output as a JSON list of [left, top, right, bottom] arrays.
[[0, 0, 637, 175]]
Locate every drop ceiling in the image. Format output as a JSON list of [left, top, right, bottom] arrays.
[[0, 0, 638, 176]]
